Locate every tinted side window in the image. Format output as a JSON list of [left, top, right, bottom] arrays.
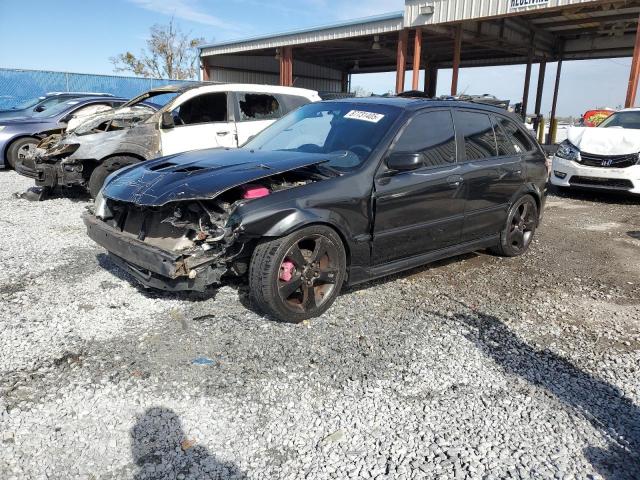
[[497, 116, 535, 153], [172, 92, 227, 125], [454, 111, 497, 161], [492, 116, 517, 156], [393, 110, 456, 167], [238, 93, 282, 121], [282, 95, 311, 112]]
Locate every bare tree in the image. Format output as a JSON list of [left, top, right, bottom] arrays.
[[110, 19, 206, 80]]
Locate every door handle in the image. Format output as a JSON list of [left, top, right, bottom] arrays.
[[447, 175, 464, 187], [217, 131, 230, 136]]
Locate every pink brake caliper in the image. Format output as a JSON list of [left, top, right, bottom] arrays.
[[279, 260, 295, 282]]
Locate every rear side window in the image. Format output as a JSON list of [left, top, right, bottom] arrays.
[[238, 93, 282, 121], [393, 110, 456, 167], [492, 116, 517, 156], [454, 111, 497, 161], [496, 116, 535, 153], [172, 92, 227, 125], [282, 94, 312, 112]]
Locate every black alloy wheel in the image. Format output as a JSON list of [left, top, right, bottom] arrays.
[[491, 194, 539, 257], [249, 225, 346, 322]]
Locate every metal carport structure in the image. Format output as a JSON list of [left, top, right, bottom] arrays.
[[200, 0, 640, 139]]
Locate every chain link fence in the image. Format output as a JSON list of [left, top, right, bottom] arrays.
[[0, 68, 198, 109]]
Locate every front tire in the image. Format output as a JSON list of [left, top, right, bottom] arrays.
[[490, 194, 539, 257], [6, 137, 39, 169], [249, 225, 347, 323], [88, 156, 139, 199]]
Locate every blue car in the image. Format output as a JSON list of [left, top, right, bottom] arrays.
[[0, 92, 114, 120], [0, 96, 128, 169]]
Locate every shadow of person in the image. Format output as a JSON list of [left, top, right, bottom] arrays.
[[434, 302, 640, 480], [131, 407, 246, 480]]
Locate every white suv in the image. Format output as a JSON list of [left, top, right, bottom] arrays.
[[31, 83, 321, 197], [550, 108, 640, 195]]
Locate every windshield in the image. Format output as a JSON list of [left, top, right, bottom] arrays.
[[244, 102, 401, 171], [599, 111, 640, 129], [122, 90, 181, 109], [12, 96, 45, 110], [31, 99, 83, 118]]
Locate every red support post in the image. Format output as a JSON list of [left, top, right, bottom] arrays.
[[451, 25, 462, 96], [412, 28, 422, 91], [626, 16, 640, 108], [201, 59, 209, 81], [396, 30, 408, 94], [279, 47, 293, 87]]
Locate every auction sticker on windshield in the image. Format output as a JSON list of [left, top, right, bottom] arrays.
[[344, 110, 385, 123]]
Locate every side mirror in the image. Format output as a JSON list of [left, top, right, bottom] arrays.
[[386, 152, 423, 171], [59, 114, 72, 124], [34, 105, 46, 112], [161, 111, 175, 129]]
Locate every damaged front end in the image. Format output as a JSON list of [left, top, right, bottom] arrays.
[[83, 168, 320, 292], [32, 108, 158, 189]]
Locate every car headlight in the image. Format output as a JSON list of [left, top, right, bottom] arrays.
[[0, 126, 6, 132], [94, 190, 111, 219], [556, 140, 580, 162]]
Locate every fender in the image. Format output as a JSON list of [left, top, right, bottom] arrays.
[[237, 206, 370, 267], [507, 181, 547, 220]]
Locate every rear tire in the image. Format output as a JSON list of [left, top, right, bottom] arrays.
[[88, 156, 139, 198], [6, 137, 39, 170], [490, 194, 539, 257], [249, 225, 347, 323]]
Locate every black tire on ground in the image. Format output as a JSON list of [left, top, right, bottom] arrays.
[[6, 137, 39, 169], [490, 194, 539, 257], [88, 156, 140, 198], [249, 225, 347, 323]]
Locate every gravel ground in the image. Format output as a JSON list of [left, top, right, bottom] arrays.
[[1, 171, 639, 480]]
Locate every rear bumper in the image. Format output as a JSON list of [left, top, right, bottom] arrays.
[[550, 156, 640, 194], [82, 212, 224, 291]]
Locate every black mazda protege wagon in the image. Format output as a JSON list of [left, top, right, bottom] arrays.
[[83, 97, 548, 322]]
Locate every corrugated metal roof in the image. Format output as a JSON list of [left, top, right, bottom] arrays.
[[405, 0, 605, 26], [200, 11, 404, 56]]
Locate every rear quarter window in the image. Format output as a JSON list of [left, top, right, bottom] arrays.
[[496, 116, 536, 153]]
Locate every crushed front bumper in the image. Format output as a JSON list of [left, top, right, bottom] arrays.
[[82, 212, 225, 292], [550, 156, 640, 194], [34, 158, 85, 189]]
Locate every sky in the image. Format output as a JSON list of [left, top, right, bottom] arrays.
[[0, 0, 634, 117]]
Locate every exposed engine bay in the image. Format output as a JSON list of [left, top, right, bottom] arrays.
[[88, 171, 319, 290]]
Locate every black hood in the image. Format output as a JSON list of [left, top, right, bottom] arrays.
[[102, 148, 330, 206]]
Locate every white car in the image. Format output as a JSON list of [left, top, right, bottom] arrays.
[[29, 83, 321, 197], [550, 108, 640, 195]]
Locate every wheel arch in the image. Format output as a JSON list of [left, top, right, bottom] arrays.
[[82, 152, 146, 177], [510, 183, 544, 218], [240, 208, 355, 268]]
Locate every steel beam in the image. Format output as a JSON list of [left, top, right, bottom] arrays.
[[549, 47, 564, 145], [521, 49, 533, 120], [396, 29, 409, 93], [412, 27, 423, 90], [626, 16, 640, 107], [451, 25, 462, 96], [534, 58, 547, 115]]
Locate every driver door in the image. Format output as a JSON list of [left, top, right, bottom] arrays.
[[372, 109, 465, 265], [160, 92, 237, 156]]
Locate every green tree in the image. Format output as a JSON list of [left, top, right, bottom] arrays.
[[110, 19, 205, 80]]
